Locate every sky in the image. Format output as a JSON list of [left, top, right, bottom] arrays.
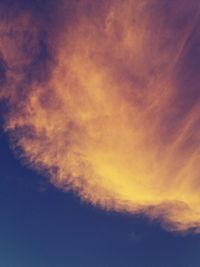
[[1, 0, 200, 266], [1, 132, 200, 267]]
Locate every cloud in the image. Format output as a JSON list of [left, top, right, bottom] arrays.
[[1, 0, 200, 231]]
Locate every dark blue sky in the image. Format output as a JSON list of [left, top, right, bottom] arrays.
[[1, 134, 200, 267]]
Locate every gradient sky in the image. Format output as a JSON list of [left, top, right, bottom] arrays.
[[1, 129, 200, 267], [1, 132, 200, 267], [1, 0, 200, 266]]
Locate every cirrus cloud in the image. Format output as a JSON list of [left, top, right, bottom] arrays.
[[1, 0, 200, 231]]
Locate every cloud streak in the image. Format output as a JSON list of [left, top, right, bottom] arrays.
[[1, 0, 200, 231]]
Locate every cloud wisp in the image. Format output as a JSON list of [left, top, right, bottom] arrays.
[[1, 0, 200, 231]]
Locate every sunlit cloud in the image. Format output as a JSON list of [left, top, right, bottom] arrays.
[[1, 0, 200, 231]]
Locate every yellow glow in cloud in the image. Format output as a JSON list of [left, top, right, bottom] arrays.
[[1, 0, 200, 231]]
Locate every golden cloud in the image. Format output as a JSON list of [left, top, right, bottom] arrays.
[[1, 0, 200, 231]]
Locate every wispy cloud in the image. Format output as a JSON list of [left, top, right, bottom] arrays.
[[1, 0, 200, 232]]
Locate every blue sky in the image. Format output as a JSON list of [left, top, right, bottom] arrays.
[[1, 133, 200, 267]]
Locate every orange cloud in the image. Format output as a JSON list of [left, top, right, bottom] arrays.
[[1, 0, 200, 231]]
